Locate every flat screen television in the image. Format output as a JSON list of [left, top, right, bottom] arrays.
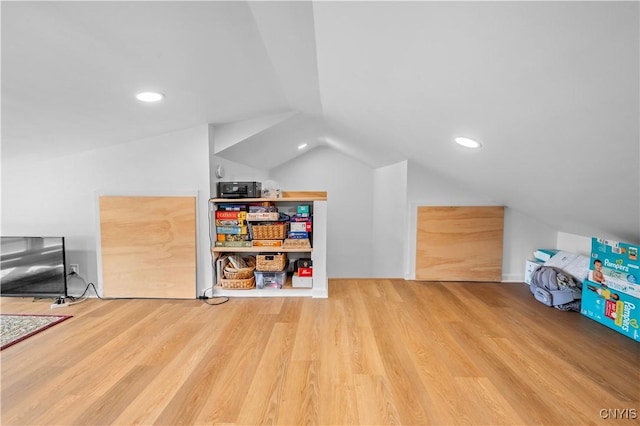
[[0, 236, 68, 298]]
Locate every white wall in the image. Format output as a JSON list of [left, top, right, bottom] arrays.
[[557, 232, 592, 255], [269, 146, 374, 277], [502, 209, 557, 281], [209, 155, 269, 198], [268, 153, 560, 281], [1, 125, 212, 297], [209, 113, 297, 154], [372, 160, 408, 278], [556, 231, 640, 258]]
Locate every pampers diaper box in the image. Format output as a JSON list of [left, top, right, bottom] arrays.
[[581, 280, 639, 342], [590, 238, 639, 285], [580, 238, 640, 342]]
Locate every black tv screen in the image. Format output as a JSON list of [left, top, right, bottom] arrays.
[[0, 236, 68, 298]]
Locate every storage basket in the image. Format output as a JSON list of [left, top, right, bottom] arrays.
[[255, 270, 287, 289], [223, 256, 256, 280], [256, 253, 287, 272], [220, 276, 256, 289], [282, 238, 311, 249], [251, 222, 287, 240]]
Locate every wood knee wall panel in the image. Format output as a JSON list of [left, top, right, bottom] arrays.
[[415, 206, 504, 282], [99, 196, 197, 298]]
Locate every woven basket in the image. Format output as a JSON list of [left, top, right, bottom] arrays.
[[220, 276, 256, 289], [252, 222, 287, 240], [223, 256, 256, 280], [282, 238, 311, 249], [256, 253, 287, 272]]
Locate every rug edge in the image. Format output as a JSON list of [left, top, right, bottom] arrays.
[[0, 315, 72, 351]]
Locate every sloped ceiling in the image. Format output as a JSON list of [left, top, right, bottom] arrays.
[[2, 1, 638, 242]]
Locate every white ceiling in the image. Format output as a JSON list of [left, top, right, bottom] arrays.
[[2, 1, 639, 242]]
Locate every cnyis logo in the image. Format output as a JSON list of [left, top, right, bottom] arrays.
[[599, 408, 638, 420]]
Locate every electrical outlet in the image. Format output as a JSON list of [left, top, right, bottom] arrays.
[[70, 264, 79, 275]]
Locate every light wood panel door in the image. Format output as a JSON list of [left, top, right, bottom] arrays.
[[99, 196, 197, 298], [415, 206, 504, 282]]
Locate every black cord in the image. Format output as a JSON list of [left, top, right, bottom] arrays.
[[198, 286, 229, 305], [69, 272, 230, 305], [66, 273, 103, 300], [201, 296, 229, 305], [80, 282, 104, 299]]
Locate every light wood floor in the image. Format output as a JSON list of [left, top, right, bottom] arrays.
[[1, 279, 639, 425]]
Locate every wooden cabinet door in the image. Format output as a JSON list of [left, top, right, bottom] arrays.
[[99, 195, 196, 298], [415, 206, 504, 282]]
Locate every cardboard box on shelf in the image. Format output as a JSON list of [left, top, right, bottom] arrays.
[[216, 225, 248, 235], [252, 239, 283, 247], [297, 205, 310, 217], [298, 267, 313, 277], [290, 221, 312, 232], [287, 231, 309, 239], [292, 273, 313, 288], [215, 210, 247, 220], [246, 212, 279, 221]]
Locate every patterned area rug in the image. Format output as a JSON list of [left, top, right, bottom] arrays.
[[0, 314, 72, 350]]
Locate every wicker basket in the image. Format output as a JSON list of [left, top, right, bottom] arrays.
[[256, 253, 287, 272], [282, 238, 312, 249], [252, 222, 287, 240], [220, 276, 256, 289], [223, 256, 256, 279]]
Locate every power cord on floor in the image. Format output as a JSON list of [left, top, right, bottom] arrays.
[[68, 271, 230, 305], [199, 296, 230, 305], [198, 287, 229, 305]]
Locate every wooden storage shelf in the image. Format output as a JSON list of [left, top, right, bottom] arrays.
[[212, 247, 312, 253], [209, 191, 327, 298], [210, 192, 326, 204], [213, 274, 315, 298], [212, 285, 315, 298]]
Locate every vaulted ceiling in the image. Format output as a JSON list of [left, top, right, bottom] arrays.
[[2, 1, 638, 242]]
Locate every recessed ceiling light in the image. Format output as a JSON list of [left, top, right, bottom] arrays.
[[136, 91, 164, 102], [454, 137, 482, 148], [297, 143, 308, 150]]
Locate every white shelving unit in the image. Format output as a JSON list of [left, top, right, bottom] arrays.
[[209, 191, 327, 298]]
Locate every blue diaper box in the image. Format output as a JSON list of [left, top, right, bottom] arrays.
[[590, 238, 639, 285], [587, 271, 640, 299], [581, 280, 640, 342]]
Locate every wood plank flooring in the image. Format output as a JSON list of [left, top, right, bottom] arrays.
[[1, 279, 639, 425]]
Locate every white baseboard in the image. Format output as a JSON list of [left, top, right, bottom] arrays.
[[502, 273, 525, 283]]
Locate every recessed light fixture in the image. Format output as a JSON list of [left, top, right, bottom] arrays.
[[136, 91, 164, 102], [454, 137, 482, 149], [297, 143, 308, 150]]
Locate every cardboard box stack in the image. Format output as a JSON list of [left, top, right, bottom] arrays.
[[288, 205, 311, 239], [214, 204, 251, 247], [293, 258, 313, 288], [284, 204, 312, 249], [580, 237, 639, 342]]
